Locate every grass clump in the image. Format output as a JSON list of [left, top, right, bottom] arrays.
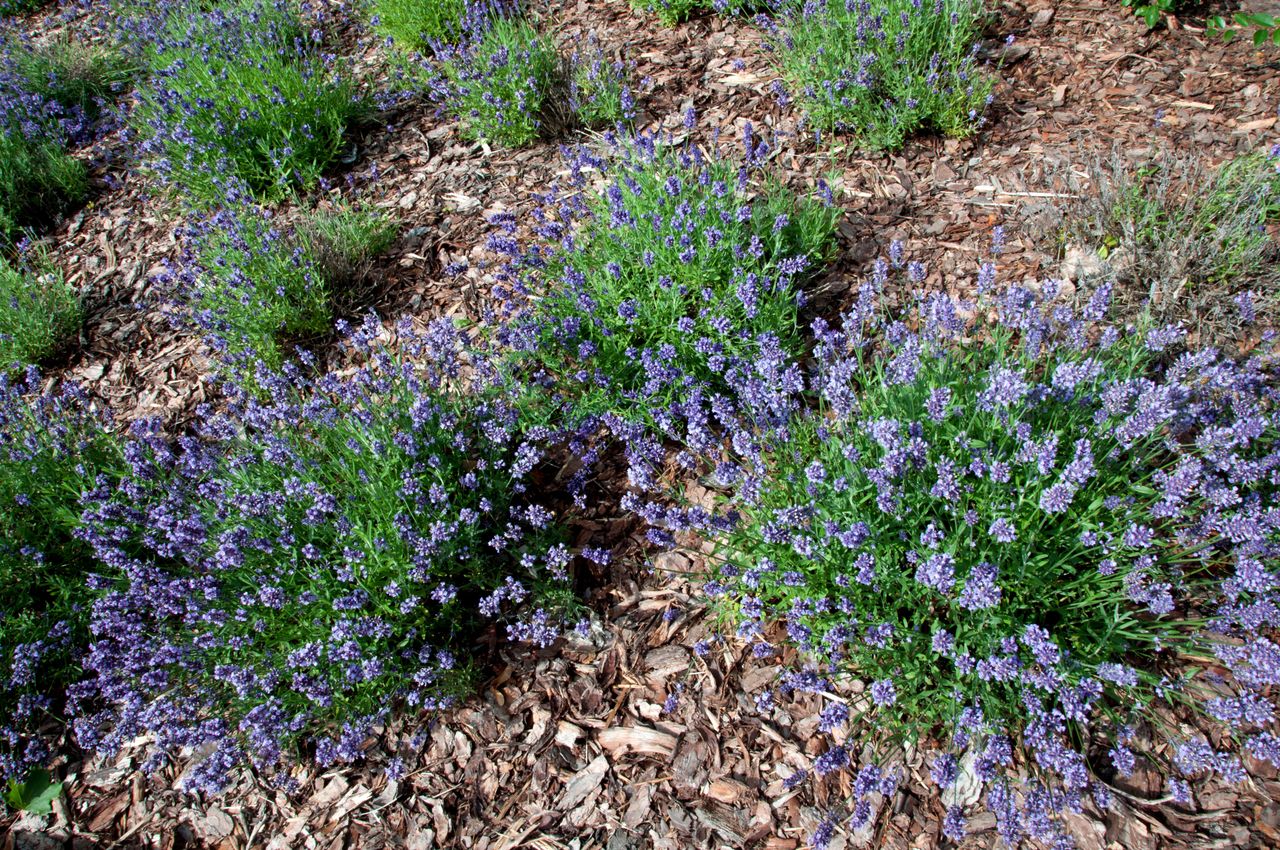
[[371, 0, 469, 48], [0, 252, 82, 368], [492, 124, 839, 424], [73, 319, 578, 791], [761, 0, 994, 151], [1, 371, 120, 781], [130, 0, 366, 206], [1062, 145, 1280, 337], [187, 192, 397, 369], [630, 270, 1280, 845]]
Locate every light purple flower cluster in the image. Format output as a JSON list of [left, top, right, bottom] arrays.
[[624, 260, 1280, 846], [488, 121, 837, 427], [66, 317, 583, 789], [125, 0, 363, 205], [0, 367, 120, 781], [759, 0, 996, 151]]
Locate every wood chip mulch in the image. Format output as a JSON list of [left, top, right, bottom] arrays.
[[5, 0, 1280, 848]]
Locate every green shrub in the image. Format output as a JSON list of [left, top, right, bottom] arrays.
[[131, 0, 366, 206], [0, 253, 82, 368], [432, 9, 561, 147], [371, 0, 469, 48], [190, 197, 397, 369], [761, 0, 994, 151], [0, 372, 121, 781], [494, 128, 839, 421]]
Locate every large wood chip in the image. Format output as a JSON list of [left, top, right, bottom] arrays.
[[558, 754, 610, 810], [597, 726, 678, 758]]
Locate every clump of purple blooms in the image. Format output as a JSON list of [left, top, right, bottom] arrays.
[[68, 317, 582, 790], [423, 2, 635, 146], [490, 121, 838, 425], [125, 0, 365, 206], [567, 34, 637, 129], [0, 24, 109, 240], [625, 262, 1280, 846], [158, 179, 398, 372], [0, 368, 121, 781], [759, 0, 996, 150], [424, 1, 562, 147]]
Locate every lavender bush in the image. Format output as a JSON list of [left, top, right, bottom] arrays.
[[760, 0, 994, 150], [1, 370, 120, 781], [636, 270, 1280, 845], [70, 317, 581, 791], [128, 0, 365, 206], [175, 187, 396, 370], [0, 0, 46, 16], [2, 32, 132, 135], [0, 33, 93, 242], [428, 2, 561, 147], [492, 123, 838, 422], [0, 250, 82, 367], [567, 36, 636, 129]]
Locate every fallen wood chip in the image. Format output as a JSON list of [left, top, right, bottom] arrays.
[[558, 754, 610, 810], [597, 726, 678, 758]]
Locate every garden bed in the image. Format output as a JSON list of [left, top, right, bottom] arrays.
[[3, 0, 1280, 848]]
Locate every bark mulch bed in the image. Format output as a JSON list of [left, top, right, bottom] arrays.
[[5, 0, 1280, 847]]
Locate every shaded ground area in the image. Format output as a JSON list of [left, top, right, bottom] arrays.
[[5, 0, 1280, 848]]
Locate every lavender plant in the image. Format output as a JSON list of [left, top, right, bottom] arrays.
[[128, 0, 365, 206], [428, 2, 561, 147], [760, 0, 994, 150], [632, 0, 756, 26], [0, 0, 46, 16], [178, 189, 396, 370], [0, 33, 92, 243], [0, 251, 82, 368], [1, 370, 121, 781], [568, 37, 636, 129], [370, 0, 469, 48], [3, 33, 132, 133], [71, 317, 580, 791], [492, 124, 838, 423], [634, 270, 1280, 844], [1062, 145, 1280, 335]]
